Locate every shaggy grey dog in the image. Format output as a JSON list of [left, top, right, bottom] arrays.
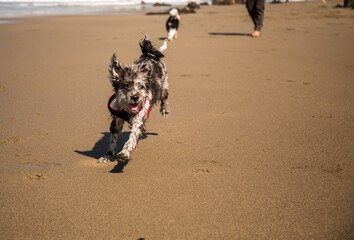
[[98, 35, 169, 163]]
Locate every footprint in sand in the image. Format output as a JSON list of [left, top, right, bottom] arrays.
[[285, 79, 295, 83], [176, 140, 189, 145], [200, 74, 211, 77], [216, 112, 228, 117], [38, 132, 49, 136], [286, 27, 297, 31], [21, 158, 62, 167], [16, 154, 61, 168], [202, 160, 224, 166], [180, 74, 192, 77], [322, 164, 344, 174], [311, 115, 333, 119], [258, 147, 267, 153], [203, 159, 232, 168], [15, 153, 32, 158], [292, 164, 344, 176], [192, 168, 211, 173], [27, 174, 46, 180], [321, 149, 329, 155], [0, 137, 28, 145], [34, 112, 44, 117], [192, 160, 230, 173]]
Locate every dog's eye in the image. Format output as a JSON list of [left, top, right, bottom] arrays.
[[139, 85, 145, 90], [123, 84, 129, 90]]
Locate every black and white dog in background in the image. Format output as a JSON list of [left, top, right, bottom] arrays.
[[98, 35, 169, 163], [166, 8, 180, 41]]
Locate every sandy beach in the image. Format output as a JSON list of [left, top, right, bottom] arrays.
[[0, 0, 353, 239]]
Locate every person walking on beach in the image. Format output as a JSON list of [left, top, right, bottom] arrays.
[[246, 0, 265, 37]]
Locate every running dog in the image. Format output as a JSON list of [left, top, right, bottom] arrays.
[[98, 35, 169, 163], [166, 8, 180, 41]]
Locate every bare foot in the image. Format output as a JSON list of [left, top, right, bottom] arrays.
[[251, 30, 261, 37]]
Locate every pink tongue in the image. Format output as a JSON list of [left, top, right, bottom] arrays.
[[131, 104, 139, 111]]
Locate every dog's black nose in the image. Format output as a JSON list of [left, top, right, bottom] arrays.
[[131, 94, 139, 102]]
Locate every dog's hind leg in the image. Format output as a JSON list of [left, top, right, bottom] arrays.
[[160, 76, 170, 117], [98, 117, 124, 163]]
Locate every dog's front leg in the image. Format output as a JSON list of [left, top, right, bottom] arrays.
[[116, 117, 144, 162], [98, 117, 124, 163]]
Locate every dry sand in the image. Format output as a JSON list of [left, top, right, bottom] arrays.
[[0, 0, 353, 239]]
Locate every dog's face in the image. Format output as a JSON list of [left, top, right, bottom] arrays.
[[169, 8, 179, 17], [109, 54, 150, 114]]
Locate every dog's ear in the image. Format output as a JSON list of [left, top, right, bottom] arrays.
[[109, 53, 124, 89]]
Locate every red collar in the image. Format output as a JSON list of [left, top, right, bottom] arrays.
[[108, 93, 150, 122]]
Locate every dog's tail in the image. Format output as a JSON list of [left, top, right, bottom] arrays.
[[158, 39, 168, 53], [139, 34, 166, 59]]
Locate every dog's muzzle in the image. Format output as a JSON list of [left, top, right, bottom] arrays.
[[108, 93, 150, 123]]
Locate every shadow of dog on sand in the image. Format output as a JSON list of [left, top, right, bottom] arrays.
[[75, 132, 157, 173]]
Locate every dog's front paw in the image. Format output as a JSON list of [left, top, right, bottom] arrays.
[[97, 155, 113, 163], [160, 105, 170, 117], [116, 151, 130, 162]]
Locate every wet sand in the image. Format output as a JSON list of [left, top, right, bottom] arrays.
[[0, 0, 353, 239]]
